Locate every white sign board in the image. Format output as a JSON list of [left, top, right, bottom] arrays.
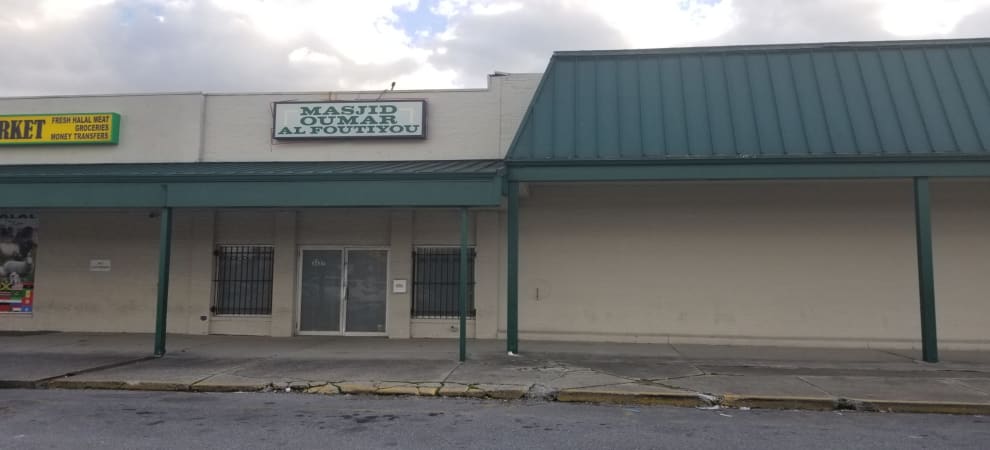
[[273, 100, 426, 140], [392, 279, 408, 294]]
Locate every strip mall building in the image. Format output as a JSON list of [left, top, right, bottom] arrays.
[[2, 39, 990, 361]]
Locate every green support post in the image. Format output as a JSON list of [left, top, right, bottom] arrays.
[[507, 182, 519, 354], [913, 177, 938, 363], [459, 207, 470, 362], [153, 207, 173, 357]]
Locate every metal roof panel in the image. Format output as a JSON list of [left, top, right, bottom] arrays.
[[508, 38, 990, 162]]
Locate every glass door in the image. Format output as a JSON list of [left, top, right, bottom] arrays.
[[298, 249, 343, 333], [344, 249, 388, 334]]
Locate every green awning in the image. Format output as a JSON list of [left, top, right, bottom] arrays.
[[508, 38, 990, 164], [0, 160, 505, 208]]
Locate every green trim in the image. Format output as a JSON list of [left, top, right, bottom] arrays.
[[0, 173, 498, 184], [459, 207, 469, 362], [508, 160, 990, 182], [506, 182, 519, 354], [153, 206, 172, 357], [166, 179, 502, 207], [0, 160, 503, 184], [0, 183, 166, 208], [0, 178, 503, 208], [913, 177, 939, 363]]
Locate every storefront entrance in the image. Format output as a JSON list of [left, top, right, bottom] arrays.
[[297, 247, 388, 335]]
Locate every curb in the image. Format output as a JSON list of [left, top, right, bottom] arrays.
[[44, 380, 191, 392], [555, 390, 702, 407], [852, 399, 990, 415], [0, 380, 37, 389], [5, 379, 989, 415], [721, 394, 836, 411], [191, 383, 269, 393]]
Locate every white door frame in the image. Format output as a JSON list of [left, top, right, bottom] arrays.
[[296, 245, 390, 336]]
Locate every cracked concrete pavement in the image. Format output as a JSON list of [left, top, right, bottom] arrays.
[[2, 332, 990, 414]]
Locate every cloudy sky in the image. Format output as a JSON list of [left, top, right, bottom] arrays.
[[2, 0, 989, 96]]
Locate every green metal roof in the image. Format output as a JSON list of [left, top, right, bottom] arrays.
[[508, 38, 990, 163], [0, 159, 503, 183]]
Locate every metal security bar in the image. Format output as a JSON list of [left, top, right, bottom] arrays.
[[412, 247, 476, 319], [211, 245, 274, 315]]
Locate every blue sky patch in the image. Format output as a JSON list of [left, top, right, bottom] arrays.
[[393, 0, 448, 41]]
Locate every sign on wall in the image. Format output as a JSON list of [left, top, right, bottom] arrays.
[[273, 100, 426, 140], [0, 113, 120, 146], [0, 213, 37, 314]]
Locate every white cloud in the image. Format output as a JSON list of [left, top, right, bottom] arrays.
[[2, 0, 990, 96], [36, 0, 116, 21], [878, 0, 989, 36], [712, 0, 990, 46], [470, 1, 524, 15], [433, 0, 470, 17], [287, 47, 341, 66], [577, 0, 737, 47], [208, 0, 419, 65]]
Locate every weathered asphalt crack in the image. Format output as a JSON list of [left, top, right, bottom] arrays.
[[638, 378, 693, 391], [187, 371, 230, 388], [795, 375, 838, 397], [438, 362, 463, 388], [871, 348, 917, 362], [652, 372, 708, 382], [669, 343, 709, 378], [186, 339, 333, 389], [946, 378, 990, 396], [32, 355, 158, 387]]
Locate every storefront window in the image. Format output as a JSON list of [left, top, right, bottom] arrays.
[[411, 247, 475, 319], [211, 245, 274, 315]]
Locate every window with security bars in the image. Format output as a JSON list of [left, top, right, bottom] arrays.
[[412, 247, 476, 319], [211, 245, 274, 315]]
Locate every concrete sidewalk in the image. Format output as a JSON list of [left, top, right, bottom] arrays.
[[2, 332, 989, 414]]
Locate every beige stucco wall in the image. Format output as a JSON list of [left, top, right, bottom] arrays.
[[413, 209, 477, 246], [0, 207, 488, 338], [2, 181, 987, 350], [0, 94, 204, 164], [0, 74, 538, 165], [931, 181, 990, 347], [297, 209, 390, 246], [0, 209, 204, 333], [203, 207, 486, 338], [0, 77, 535, 338], [500, 180, 990, 350], [411, 319, 477, 339], [406, 209, 488, 339], [202, 74, 539, 162]]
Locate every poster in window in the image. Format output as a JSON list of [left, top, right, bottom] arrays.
[[0, 213, 37, 314]]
